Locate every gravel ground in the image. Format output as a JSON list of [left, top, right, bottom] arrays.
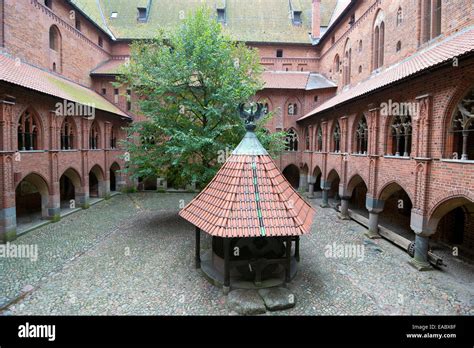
[[1, 193, 472, 315]]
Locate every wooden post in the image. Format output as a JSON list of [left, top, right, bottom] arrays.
[[295, 236, 300, 262], [224, 238, 231, 294], [195, 227, 201, 269], [285, 237, 292, 283]]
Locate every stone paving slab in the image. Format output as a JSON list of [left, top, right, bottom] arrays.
[[0, 193, 472, 316]]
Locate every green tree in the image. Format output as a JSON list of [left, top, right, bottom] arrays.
[[119, 8, 286, 188]]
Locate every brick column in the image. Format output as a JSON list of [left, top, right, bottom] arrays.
[[0, 97, 17, 242], [47, 152, 61, 221], [414, 94, 432, 159]]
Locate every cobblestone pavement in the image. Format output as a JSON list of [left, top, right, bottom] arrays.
[[1, 193, 472, 315]]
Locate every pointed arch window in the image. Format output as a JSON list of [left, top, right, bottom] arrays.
[[49, 26, 60, 51], [89, 122, 100, 150], [373, 11, 385, 70], [285, 129, 298, 152], [315, 126, 323, 152], [304, 127, 310, 151], [333, 122, 341, 153], [110, 127, 117, 149], [355, 116, 368, 154], [18, 111, 40, 151], [390, 115, 412, 156], [60, 118, 75, 150], [422, 0, 442, 43], [288, 103, 298, 116], [450, 88, 474, 160]]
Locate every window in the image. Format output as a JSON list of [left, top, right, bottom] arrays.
[[276, 49, 283, 58], [390, 115, 412, 156], [49, 26, 60, 51], [304, 127, 310, 151], [285, 129, 298, 152], [343, 47, 352, 86], [316, 126, 323, 151], [333, 121, 341, 152], [449, 88, 474, 160], [422, 0, 442, 42], [288, 103, 298, 116], [110, 127, 117, 149], [89, 122, 100, 149], [217, 9, 225, 23], [334, 54, 340, 74], [262, 103, 269, 114], [98, 36, 103, 48], [111, 12, 118, 19], [52, 62, 56, 72], [314, 95, 318, 103], [331, 35, 335, 45], [114, 89, 119, 104], [349, 13, 355, 26], [358, 65, 362, 74], [373, 19, 385, 70], [358, 40, 362, 52], [396, 41, 402, 52], [138, 7, 147, 22], [44, 0, 52, 9], [355, 116, 368, 154], [126, 89, 132, 111], [18, 110, 40, 151], [61, 118, 75, 150], [396, 7, 403, 26], [75, 19, 81, 31], [101, 88, 107, 95], [293, 11, 302, 26]]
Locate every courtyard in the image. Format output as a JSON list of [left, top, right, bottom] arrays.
[[0, 192, 472, 316]]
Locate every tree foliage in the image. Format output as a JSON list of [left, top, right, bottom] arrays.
[[118, 8, 286, 188]]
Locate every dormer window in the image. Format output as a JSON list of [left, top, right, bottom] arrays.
[[111, 12, 118, 19], [293, 11, 302, 26], [217, 9, 226, 24], [349, 13, 355, 26], [138, 7, 147, 22]]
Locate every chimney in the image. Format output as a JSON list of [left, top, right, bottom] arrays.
[[312, 0, 321, 39]]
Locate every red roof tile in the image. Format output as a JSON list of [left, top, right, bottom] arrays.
[[91, 57, 128, 75], [299, 26, 474, 121], [0, 53, 129, 117], [179, 151, 315, 238]]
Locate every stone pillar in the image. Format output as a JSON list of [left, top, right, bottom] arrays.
[[299, 174, 308, 192], [409, 235, 432, 271], [320, 180, 331, 207], [365, 196, 384, 238], [308, 175, 316, 198], [338, 197, 350, 220]]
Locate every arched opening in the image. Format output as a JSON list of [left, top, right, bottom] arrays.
[[327, 170, 340, 203], [379, 182, 414, 241], [285, 128, 298, 152], [49, 25, 62, 72], [354, 115, 368, 154], [59, 168, 81, 212], [110, 126, 117, 149], [89, 122, 100, 149], [282, 164, 300, 189], [15, 173, 49, 232], [347, 175, 368, 214], [304, 127, 310, 151], [138, 176, 158, 191], [373, 11, 385, 70], [446, 87, 474, 161], [312, 166, 322, 197], [430, 197, 474, 261], [314, 125, 323, 151], [387, 115, 412, 157], [332, 121, 341, 152], [110, 162, 121, 192], [343, 39, 352, 86], [89, 165, 104, 198], [17, 109, 41, 151], [60, 117, 75, 150]]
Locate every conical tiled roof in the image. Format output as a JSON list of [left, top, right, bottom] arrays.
[[179, 132, 315, 238]]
